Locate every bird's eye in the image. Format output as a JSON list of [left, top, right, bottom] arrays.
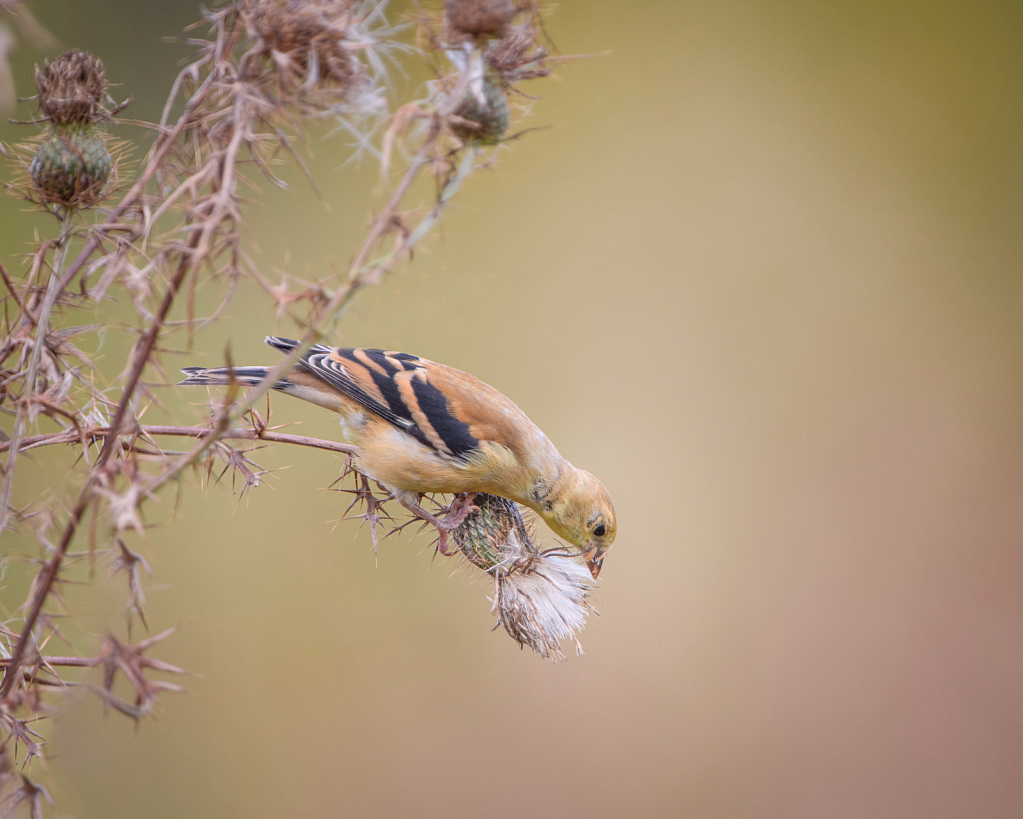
[[594, 524, 606, 538]]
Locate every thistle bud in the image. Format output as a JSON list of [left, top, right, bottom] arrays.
[[29, 124, 111, 209], [454, 492, 532, 574], [451, 75, 509, 145]]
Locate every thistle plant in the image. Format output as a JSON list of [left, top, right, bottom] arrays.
[[26, 50, 120, 210], [0, 1, 587, 813]]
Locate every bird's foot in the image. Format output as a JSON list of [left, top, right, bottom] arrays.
[[440, 492, 477, 532], [398, 492, 477, 556]]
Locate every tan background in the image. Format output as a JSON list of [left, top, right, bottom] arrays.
[[3, 1, 1023, 816]]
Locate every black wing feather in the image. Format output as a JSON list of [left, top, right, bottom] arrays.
[[264, 337, 479, 460], [304, 352, 438, 451], [408, 376, 479, 458]]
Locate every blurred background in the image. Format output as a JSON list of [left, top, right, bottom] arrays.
[[3, 0, 1023, 816]]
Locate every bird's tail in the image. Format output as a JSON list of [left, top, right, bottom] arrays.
[[177, 366, 275, 387], [178, 338, 311, 388]]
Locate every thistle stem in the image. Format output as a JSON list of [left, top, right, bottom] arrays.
[[0, 214, 73, 535]]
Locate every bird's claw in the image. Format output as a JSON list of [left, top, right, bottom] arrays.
[[400, 492, 478, 556], [434, 492, 477, 555], [441, 492, 477, 530]]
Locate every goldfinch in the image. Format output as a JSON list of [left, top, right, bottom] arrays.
[[179, 337, 617, 577]]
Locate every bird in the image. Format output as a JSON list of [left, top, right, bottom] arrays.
[[178, 337, 617, 577]]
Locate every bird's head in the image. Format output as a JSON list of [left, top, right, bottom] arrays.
[[542, 467, 617, 579]]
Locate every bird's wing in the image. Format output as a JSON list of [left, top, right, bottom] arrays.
[[410, 355, 538, 463], [267, 338, 502, 461]]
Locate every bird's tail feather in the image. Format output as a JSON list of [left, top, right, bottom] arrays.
[[177, 366, 274, 387], [265, 336, 300, 354], [265, 336, 335, 358], [179, 336, 325, 387]]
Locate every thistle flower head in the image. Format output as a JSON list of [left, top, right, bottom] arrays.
[[425, 1, 554, 149], [34, 49, 109, 126], [453, 493, 593, 662], [483, 6, 553, 84], [444, 0, 516, 43], [240, 0, 388, 118], [495, 553, 592, 662]]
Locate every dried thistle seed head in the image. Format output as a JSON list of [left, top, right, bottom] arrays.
[[34, 49, 108, 126], [246, 0, 372, 99], [445, 0, 516, 42], [451, 75, 509, 144], [29, 125, 112, 209], [452, 494, 593, 662], [496, 554, 592, 662], [484, 9, 552, 83]]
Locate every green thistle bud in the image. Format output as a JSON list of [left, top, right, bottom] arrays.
[[452, 76, 509, 145], [30, 124, 112, 209], [453, 493, 533, 575]]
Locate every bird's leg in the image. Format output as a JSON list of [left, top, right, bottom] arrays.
[[396, 491, 477, 555], [441, 492, 477, 531]]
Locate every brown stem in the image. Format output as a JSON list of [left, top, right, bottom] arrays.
[[176, 46, 484, 451], [0, 27, 479, 702], [0, 425, 357, 456], [0, 259, 34, 327], [0, 19, 254, 699], [0, 230, 198, 701], [215, 127, 445, 427], [0, 218, 73, 534], [0, 657, 94, 668]]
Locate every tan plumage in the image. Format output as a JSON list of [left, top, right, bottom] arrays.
[[179, 337, 617, 576]]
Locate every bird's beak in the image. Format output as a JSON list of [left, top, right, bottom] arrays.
[[583, 545, 607, 579]]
